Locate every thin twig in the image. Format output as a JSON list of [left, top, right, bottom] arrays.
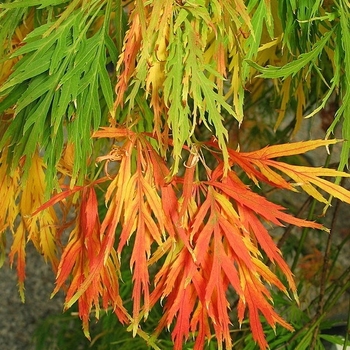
[[343, 298, 350, 350], [307, 265, 350, 311], [291, 198, 318, 272], [310, 189, 342, 348], [277, 196, 312, 250], [276, 277, 350, 350]]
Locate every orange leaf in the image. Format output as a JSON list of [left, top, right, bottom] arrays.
[[8, 222, 26, 302], [114, 11, 142, 109], [92, 126, 132, 139], [268, 162, 350, 204], [244, 139, 339, 159], [52, 186, 128, 338]]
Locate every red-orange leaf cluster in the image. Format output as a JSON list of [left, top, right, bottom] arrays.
[[32, 131, 350, 349]]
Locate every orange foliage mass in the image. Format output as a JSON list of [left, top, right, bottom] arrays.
[[27, 130, 350, 349]]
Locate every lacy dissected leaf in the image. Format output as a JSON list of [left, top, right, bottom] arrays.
[[241, 1, 274, 81], [150, 173, 304, 349], [0, 150, 25, 298], [237, 264, 293, 350], [235, 139, 350, 204], [118, 144, 166, 329], [0, 1, 116, 190], [0, 149, 21, 265], [4, 151, 59, 300], [91, 129, 176, 333], [26, 127, 350, 350], [8, 220, 27, 302], [116, 0, 245, 174], [144, 0, 172, 139], [150, 246, 204, 349], [0, 0, 69, 9], [0, 7, 30, 88], [148, 137, 350, 350], [114, 9, 142, 109], [20, 152, 59, 270], [3, 2, 350, 350], [164, 5, 238, 174], [248, 29, 334, 80], [51, 186, 128, 338], [328, 1, 350, 173], [31, 170, 129, 337]]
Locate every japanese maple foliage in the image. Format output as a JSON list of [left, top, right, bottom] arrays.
[[1, 1, 350, 350], [27, 132, 350, 350]]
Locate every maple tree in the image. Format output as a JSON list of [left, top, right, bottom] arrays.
[[1, 1, 350, 349]]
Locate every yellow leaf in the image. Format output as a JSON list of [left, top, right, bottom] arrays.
[[246, 139, 339, 159]]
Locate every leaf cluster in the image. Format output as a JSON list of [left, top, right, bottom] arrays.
[[1, 1, 350, 350]]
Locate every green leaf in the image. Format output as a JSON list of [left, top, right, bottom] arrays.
[[0, 0, 69, 9], [0, 84, 27, 113], [319, 334, 349, 346], [98, 51, 114, 114], [15, 72, 57, 116], [0, 49, 53, 92], [174, 8, 189, 32], [163, 25, 191, 173], [0, 4, 115, 190], [60, 35, 100, 86], [247, 29, 334, 80], [51, 72, 75, 135], [336, 0, 350, 171], [49, 21, 75, 75], [0, 7, 27, 57], [22, 90, 54, 135], [104, 32, 118, 64], [43, 122, 64, 193], [10, 23, 53, 56], [242, 1, 270, 81]]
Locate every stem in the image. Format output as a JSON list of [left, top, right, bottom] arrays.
[[277, 277, 350, 350], [311, 189, 342, 348], [291, 198, 317, 272], [277, 196, 312, 249], [307, 264, 350, 312], [343, 298, 350, 350], [327, 233, 350, 280], [291, 142, 333, 273], [323, 266, 350, 313]]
